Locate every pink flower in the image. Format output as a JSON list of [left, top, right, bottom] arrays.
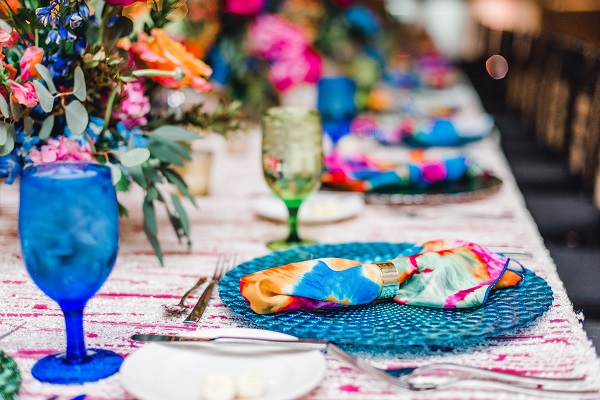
[[29, 137, 94, 165], [249, 15, 322, 91], [10, 81, 38, 107], [268, 49, 322, 92], [19, 46, 44, 81], [421, 162, 448, 184], [113, 81, 151, 129], [249, 14, 308, 60], [224, 0, 264, 15], [0, 30, 18, 47]]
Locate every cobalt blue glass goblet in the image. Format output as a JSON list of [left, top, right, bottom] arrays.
[[19, 162, 123, 384], [317, 77, 357, 145]]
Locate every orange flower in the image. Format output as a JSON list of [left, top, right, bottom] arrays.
[[131, 29, 212, 92], [19, 47, 44, 80]]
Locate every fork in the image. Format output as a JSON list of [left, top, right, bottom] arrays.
[[346, 355, 597, 398], [183, 253, 236, 324], [163, 276, 208, 314]]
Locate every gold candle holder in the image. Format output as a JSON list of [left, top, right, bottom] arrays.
[[174, 149, 214, 196]]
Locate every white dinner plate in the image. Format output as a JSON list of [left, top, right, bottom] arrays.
[[120, 328, 326, 400], [253, 192, 364, 224]]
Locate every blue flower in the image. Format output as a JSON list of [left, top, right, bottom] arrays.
[[46, 51, 70, 78], [208, 45, 231, 86], [36, 6, 54, 26], [16, 133, 40, 151], [116, 123, 149, 149], [75, 2, 90, 19], [0, 150, 23, 184], [74, 37, 87, 55], [46, 30, 60, 45], [58, 23, 76, 41], [66, 13, 83, 28], [345, 6, 381, 36]]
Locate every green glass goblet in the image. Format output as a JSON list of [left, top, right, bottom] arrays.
[[262, 107, 323, 250]]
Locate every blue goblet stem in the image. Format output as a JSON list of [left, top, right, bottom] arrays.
[[64, 309, 87, 361]]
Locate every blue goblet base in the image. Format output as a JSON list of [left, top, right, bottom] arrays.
[[31, 348, 123, 384]]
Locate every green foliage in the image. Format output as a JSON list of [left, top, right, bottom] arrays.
[[33, 81, 54, 113], [35, 65, 58, 94], [64, 100, 89, 135], [120, 148, 151, 167], [73, 67, 87, 101], [0, 94, 9, 118], [38, 116, 55, 140]]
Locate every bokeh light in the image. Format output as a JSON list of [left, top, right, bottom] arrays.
[[486, 55, 509, 79]]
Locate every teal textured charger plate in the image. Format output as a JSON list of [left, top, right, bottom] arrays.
[[219, 242, 553, 352], [0, 350, 21, 400]]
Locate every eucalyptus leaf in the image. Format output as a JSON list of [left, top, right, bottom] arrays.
[[167, 212, 184, 242], [120, 148, 150, 167], [24, 117, 33, 135], [39, 115, 55, 140], [162, 139, 191, 160], [0, 122, 7, 146], [106, 162, 122, 185], [150, 125, 200, 142], [143, 166, 163, 184], [143, 222, 163, 266], [0, 132, 14, 156], [142, 199, 163, 265], [0, 95, 9, 118], [35, 65, 57, 94], [33, 81, 55, 113], [115, 171, 130, 192], [126, 165, 147, 188], [73, 67, 86, 101], [170, 194, 190, 237], [0, 19, 12, 31], [162, 168, 197, 206], [143, 197, 157, 235], [65, 100, 89, 135], [9, 101, 21, 121], [148, 141, 183, 166], [146, 185, 161, 202]]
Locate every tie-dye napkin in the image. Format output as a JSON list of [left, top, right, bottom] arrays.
[[403, 114, 495, 147], [321, 149, 471, 192], [240, 240, 524, 314]]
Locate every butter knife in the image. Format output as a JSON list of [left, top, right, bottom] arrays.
[[130, 334, 593, 396], [131, 334, 329, 351]]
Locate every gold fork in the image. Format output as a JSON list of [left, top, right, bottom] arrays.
[[183, 253, 236, 324]]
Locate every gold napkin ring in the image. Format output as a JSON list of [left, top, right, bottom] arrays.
[[375, 261, 399, 299]]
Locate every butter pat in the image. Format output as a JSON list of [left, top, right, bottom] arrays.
[[236, 369, 267, 399], [203, 371, 236, 400]]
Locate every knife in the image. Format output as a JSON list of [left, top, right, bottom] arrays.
[[131, 334, 329, 351]]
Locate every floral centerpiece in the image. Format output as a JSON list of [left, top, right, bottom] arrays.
[[202, 0, 397, 114], [0, 0, 239, 264]]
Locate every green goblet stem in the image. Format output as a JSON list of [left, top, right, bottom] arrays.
[[285, 202, 301, 243]]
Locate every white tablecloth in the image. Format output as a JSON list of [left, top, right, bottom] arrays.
[[1, 126, 599, 399]]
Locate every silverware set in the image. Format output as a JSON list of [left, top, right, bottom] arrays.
[[184, 253, 236, 324], [131, 334, 597, 397], [146, 250, 598, 396]]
